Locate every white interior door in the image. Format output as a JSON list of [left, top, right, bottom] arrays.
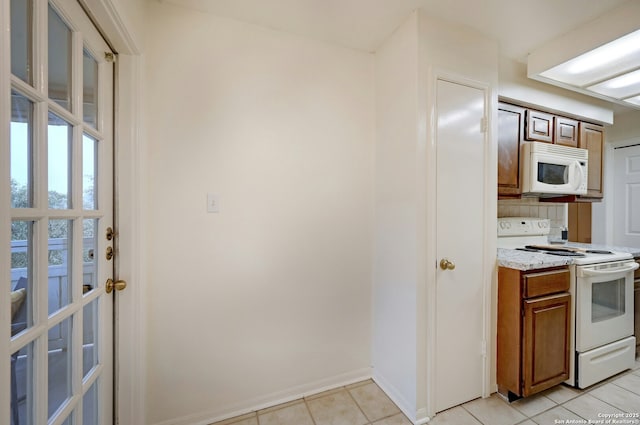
[[3, 0, 114, 423], [435, 79, 486, 412], [613, 144, 640, 247]]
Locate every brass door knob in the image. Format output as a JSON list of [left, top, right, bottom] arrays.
[[106, 278, 127, 294], [440, 258, 456, 270]]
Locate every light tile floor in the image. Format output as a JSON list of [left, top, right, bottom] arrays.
[[212, 358, 640, 425]]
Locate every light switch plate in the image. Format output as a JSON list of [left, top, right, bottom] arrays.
[[207, 193, 220, 213]]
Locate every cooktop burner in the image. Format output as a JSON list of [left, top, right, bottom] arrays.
[[516, 247, 585, 257], [497, 217, 633, 265]]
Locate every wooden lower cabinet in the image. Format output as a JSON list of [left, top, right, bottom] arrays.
[[523, 294, 571, 395], [498, 267, 571, 399]]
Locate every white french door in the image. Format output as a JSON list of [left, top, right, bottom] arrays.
[[2, 0, 115, 424]]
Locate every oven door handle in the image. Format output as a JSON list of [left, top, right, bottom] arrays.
[[579, 262, 639, 277]]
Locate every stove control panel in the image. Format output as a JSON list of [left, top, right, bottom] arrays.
[[497, 217, 550, 237]]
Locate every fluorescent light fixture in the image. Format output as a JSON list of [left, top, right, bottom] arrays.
[[624, 95, 640, 106], [527, 1, 640, 110], [587, 69, 640, 98], [539, 29, 640, 88]]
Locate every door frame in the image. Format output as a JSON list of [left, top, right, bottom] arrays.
[[76, 1, 146, 424], [424, 69, 496, 419], [1, 0, 12, 420]]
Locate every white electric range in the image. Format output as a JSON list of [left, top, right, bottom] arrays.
[[498, 217, 638, 389]]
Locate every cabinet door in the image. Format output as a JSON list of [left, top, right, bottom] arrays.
[[568, 203, 592, 243], [526, 110, 554, 143], [523, 293, 570, 396], [498, 103, 525, 196], [579, 123, 604, 199], [555, 117, 579, 147]]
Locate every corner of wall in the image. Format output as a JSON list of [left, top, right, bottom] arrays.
[[372, 9, 420, 419]]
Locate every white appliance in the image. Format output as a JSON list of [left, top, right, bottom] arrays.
[[521, 142, 588, 196], [497, 217, 638, 389], [573, 260, 638, 388]]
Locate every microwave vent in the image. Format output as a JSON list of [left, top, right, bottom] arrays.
[[524, 141, 588, 160]]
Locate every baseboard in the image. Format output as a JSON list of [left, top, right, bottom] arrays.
[[152, 367, 372, 425], [372, 371, 430, 425], [414, 408, 430, 425]]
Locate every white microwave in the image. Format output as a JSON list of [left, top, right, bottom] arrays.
[[521, 142, 588, 196]]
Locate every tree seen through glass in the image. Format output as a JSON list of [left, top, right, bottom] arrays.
[[10, 178, 95, 268]]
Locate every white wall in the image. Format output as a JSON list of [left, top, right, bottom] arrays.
[[373, 10, 498, 422], [372, 11, 420, 420], [143, 3, 375, 424], [607, 110, 640, 143], [418, 11, 499, 417], [110, 0, 146, 43]]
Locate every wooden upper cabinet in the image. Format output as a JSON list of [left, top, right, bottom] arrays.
[[497, 101, 606, 201], [579, 122, 605, 199], [555, 117, 579, 147], [568, 203, 592, 243], [525, 110, 554, 143], [498, 103, 525, 197]]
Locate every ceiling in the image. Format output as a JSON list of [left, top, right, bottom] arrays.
[[160, 0, 629, 61], [160, 0, 640, 114]]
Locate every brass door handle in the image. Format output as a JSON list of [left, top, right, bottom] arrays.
[[106, 278, 127, 294], [440, 259, 456, 270]]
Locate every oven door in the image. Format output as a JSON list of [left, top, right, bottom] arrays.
[[575, 261, 638, 352]]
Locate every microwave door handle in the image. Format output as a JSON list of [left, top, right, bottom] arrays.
[[572, 161, 584, 191], [580, 263, 639, 277]]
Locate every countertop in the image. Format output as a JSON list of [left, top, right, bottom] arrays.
[[497, 242, 640, 271]]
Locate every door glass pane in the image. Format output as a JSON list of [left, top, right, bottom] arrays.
[[83, 134, 97, 210], [83, 49, 98, 128], [48, 112, 71, 209], [11, 342, 34, 425], [11, 91, 33, 208], [11, 220, 33, 334], [48, 219, 72, 314], [83, 300, 98, 377], [83, 380, 98, 424], [48, 315, 72, 419], [592, 278, 625, 323], [10, 0, 32, 83], [83, 219, 97, 295], [48, 4, 72, 110]]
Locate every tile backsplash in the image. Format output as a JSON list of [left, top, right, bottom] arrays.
[[498, 198, 567, 240]]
